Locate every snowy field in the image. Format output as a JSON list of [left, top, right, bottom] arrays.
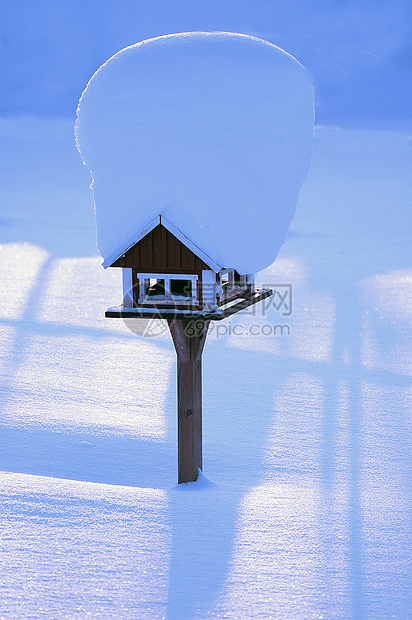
[[1, 2, 412, 617], [0, 115, 411, 619]]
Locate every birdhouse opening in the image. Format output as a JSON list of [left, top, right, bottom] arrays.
[[170, 278, 193, 298], [137, 273, 199, 306], [218, 269, 250, 304], [110, 223, 257, 313], [221, 270, 231, 289], [146, 278, 166, 297]]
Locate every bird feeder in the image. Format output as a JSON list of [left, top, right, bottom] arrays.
[[75, 31, 314, 483]]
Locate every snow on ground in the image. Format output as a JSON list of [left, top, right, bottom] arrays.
[[0, 117, 411, 619]]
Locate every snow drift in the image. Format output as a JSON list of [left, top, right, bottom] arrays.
[[75, 31, 314, 274]]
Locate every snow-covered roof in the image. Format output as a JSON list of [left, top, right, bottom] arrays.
[[102, 214, 223, 271], [75, 31, 314, 274]]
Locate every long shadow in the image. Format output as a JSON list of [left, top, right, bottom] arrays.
[[2, 251, 411, 617], [0, 425, 176, 489], [164, 338, 294, 619], [2, 252, 411, 618], [164, 293, 374, 619], [0, 254, 177, 488], [2, 126, 411, 618], [318, 283, 366, 619], [0, 251, 288, 617], [287, 126, 412, 619]]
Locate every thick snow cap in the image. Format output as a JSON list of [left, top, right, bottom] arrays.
[[75, 32, 314, 274]]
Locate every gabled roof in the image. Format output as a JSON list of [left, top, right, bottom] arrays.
[[103, 215, 223, 272]]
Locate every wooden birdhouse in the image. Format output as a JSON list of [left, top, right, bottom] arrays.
[[75, 31, 314, 483], [105, 215, 255, 315]]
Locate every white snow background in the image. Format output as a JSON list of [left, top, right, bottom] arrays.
[[1, 2, 412, 619]]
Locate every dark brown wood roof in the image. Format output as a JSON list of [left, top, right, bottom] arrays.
[[110, 224, 211, 272]]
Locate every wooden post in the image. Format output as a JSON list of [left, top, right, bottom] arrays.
[[167, 319, 209, 483]]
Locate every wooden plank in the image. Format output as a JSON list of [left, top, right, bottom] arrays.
[[166, 227, 182, 270], [167, 319, 209, 483], [195, 255, 208, 270], [160, 225, 168, 269], [151, 224, 165, 270], [180, 242, 195, 271], [137, 233, 149, 269], [120, 224, 210, 272], [125, 240, 139, 267], [147, 229, 154, 268]]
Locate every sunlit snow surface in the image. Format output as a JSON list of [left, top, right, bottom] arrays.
[[0, 118, 411, 619], [75, 32, 314, 273]]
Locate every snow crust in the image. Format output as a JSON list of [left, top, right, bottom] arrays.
[[75, 32, 314, 273]]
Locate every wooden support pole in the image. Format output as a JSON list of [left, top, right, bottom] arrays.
[[167, 319, 209, 483]]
